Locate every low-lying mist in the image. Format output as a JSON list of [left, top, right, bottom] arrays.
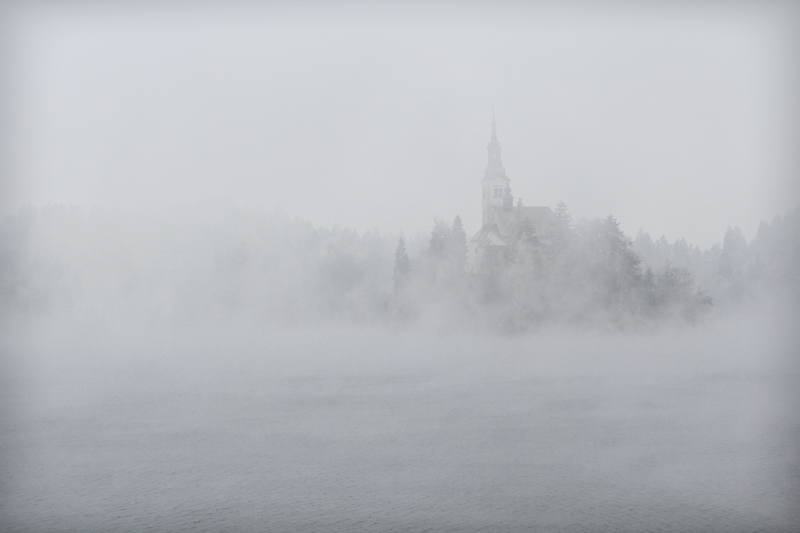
[[1, 201, 799, 531], [2, 201, 797, 332]]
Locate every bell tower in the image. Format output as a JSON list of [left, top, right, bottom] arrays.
[[481, 117, 513, 226]]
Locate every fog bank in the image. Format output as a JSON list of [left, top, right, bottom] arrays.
[[2, 202, 797, 333], [1, 202, 798, 531], [1, 301, 798, 531]]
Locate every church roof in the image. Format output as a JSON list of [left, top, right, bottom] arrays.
[[470, 223, 507, 246], [471, 205, 555, 244]]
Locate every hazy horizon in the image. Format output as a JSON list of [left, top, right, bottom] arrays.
[[2, 1, 799, 248], [2, 3, 799, 531]]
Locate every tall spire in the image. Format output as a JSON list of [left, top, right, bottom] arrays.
[[484, 116, 506, 181], [480, 116, 513, 226]]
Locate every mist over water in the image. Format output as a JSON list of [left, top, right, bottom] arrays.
[[2, 1, 800, 531], [1, 202, 799, 532], [2, 308, 799, 531]]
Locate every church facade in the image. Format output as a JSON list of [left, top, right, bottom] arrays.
[[469, 119, 555, 269]]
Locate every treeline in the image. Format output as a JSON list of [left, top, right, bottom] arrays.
[[633, 207, 800, 307], [0, 201, 797, 331], [394, 204, 799, 330], [0, 201, 396, 326], [394, 204, 713, 331]]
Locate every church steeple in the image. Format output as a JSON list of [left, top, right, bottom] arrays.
[[484, 116, 506, 181], [481, 117, 513, 226]]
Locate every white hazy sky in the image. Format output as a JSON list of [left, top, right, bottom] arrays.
[[2, 1, 798, 248]]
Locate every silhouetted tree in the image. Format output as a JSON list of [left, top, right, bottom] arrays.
[[548, 201, 574, 258], [578, 215, 642, 312], [719, 226, 748, 279], [393, 237, 411, 293], [652, 261, 712, 322], [446, 215, 468, 278]]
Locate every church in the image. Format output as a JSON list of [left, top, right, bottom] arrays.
[[469, 118, 555, 268]]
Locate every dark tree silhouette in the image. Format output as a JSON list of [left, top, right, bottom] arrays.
[[393, 237, 411, 293], [446, 215, 468, 278], [548, 201, 574, 258]]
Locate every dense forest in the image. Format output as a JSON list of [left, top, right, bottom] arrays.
[[1, 200, 797, 332]]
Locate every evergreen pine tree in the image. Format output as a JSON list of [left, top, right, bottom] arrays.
[[393, 237, 411, 292], [719, 226, 747, 279], [447, 215, 468, 276], [548, 201, 574, 258], [596, 215, 642, 309]]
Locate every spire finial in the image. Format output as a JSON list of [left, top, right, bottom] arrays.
[[491, 113, 498, 144]]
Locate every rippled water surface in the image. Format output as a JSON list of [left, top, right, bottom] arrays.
[[2, 317, 798, 532]]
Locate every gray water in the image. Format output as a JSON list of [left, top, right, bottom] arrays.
[[1, 315, 798, 532]]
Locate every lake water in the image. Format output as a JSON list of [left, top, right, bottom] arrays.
[[1, 314, 798, 532]]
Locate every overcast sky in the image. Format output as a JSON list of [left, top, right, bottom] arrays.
[[2, 1, 798, 248]]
